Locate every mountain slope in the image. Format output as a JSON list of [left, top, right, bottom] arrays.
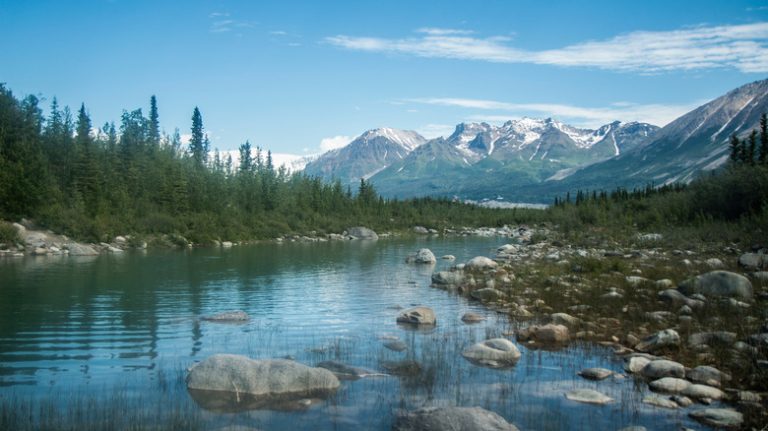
[[303, 128, 425, 185]]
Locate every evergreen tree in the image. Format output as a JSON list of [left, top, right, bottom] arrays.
[[148, 95, 160, 146], [760, 113, 768, 164], [238, 140, 253, 173], [747, 130, 758, 165], [189, 107, 206, 166], [729, 134, 741, 163]]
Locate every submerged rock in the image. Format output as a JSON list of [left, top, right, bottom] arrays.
[[406, 248, 436, 264], [462, 338, 521, 367], [577, 367, 613, 381], [678, 270, 753, 300], [564, 389, 614, 405], [643, 395, 679, 409], [201, 310, 250, 323], [394, 406, 519, 431], [383, 340, 408, 352], [381, 360, 421, 376], [461, 312, 486, 323], [186, 355, 339, 411], [396, 307, 436, 325]]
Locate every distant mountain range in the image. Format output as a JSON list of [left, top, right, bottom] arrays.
[[300, 79, 768, 203]]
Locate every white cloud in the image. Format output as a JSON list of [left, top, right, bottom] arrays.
[[320, 135, 353, 151], [326, 22, 768, 73], [416, 123, 456, 139], [409, 97, 702, 128], [180, 133, 192, 145]]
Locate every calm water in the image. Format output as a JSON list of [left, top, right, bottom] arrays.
[[0, 237, 704, 430]]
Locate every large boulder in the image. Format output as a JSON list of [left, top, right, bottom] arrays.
[[465, 256, 498, 270], [687, 365, 731, 387], [649, 377, 691, 394], [678, 271, 753, 300], [431, 271, 465, 286], [65, 242, 99, 256], [739, 252, 767, 270], [564, 389, 614, 405], [406, 248, 436, 264], [634, 329, 680, 353], [470, 288, 506, 302], [462, 338, 521, 367], [689, 408, 743, 428], [641, 359, 685, 379], [394, 406, 519, 431], [186, 355, 339, 406], [550, 312, 581, 328], [517, 324, 570, 344], [396, 307, 436, 325], [346, 227, 378, 240]]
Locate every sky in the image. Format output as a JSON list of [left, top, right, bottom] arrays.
[[1, 0, 767, 162]]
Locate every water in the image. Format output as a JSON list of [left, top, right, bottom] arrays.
[[0, 237, 703, 430]]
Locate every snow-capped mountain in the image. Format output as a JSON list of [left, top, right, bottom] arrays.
[[303, 128, 426, 185]]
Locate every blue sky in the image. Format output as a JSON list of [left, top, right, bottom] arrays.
[[1, 0, 767, 160]]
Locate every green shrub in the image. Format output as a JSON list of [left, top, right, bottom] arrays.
[[0, 221, 20, 245]]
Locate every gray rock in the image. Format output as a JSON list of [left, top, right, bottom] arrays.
[[550, 312, 581, 328], [625, 276, 650, 286], [687, 365, 731, 387], [670, 395, 694, 407], [649, 377, 691, 394], [407, 248, 436, 264], [380, 360, 421, 376], [431, 271, 465, 286], [564, 389, 614, 405], [347, 227, 378, 240], [412, 226, 429, 234], [635, 329, 680, 353], [641, 360, 685, 379], [739, 252, 767, 270], [394, 406, 519, 431], [462, 338, 521, 367], [471, 288, 506, 302], [465, 256, 498, 270], [11, 222, 26, 238], [643, 395, 679, 409], [689, 408, 743, 428], [384, 340, 408, 352], [65, 242, 99, 256], [517, 324, 570, 344], [617, 427, 647, 431], [577, 367, 613, 381], [186, 355, 339, 399], [753, 271, 768, 281], [316, 361, 376, 380], [221, 241, 234, 248], [202, 310, 250, 322], [624, 356, 652, 374], [396, 307, 436, 325], [461, 312, 486, 323], [682, 384, 725, 401], [441, 255, 455, 260], [678, 270, 753, 300], [688, 331, 737, 348]]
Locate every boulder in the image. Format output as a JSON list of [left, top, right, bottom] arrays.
[[396, 307, 436, 325], [465, 256, 498, 270], [471, 288, 506, 302], [406, 248, 436, 264], [11, 222, 26, 238], [186, 355, 339, 401], [577, 367, 613, 381], [346, 227, 378, 240], [564, 389, 614, 405], [705, 258, 724, 268], [643, 395, 679, 409], [688, 331, 737, 348], [221, 241, 234, 248], [394, 406, 519, 431], [624, 356, 652, 374], [202, 310, 250, 322], [517, 324, 570, 344], [641, 360, 685, 379], [431, 271, 465, 286], [550, 312, 581, 328], [678, 271, 753, 300], [634, 329, 680, 353], [65, 242, 99, 256], [648, 377, 691, 394], [412, 226, 429, 235], [316, 361, 375, 380], [461, 312, 486, 323], [381, 360, 421, 376], [462, 338, 521, 367], [689, 408, 743, 428], [686, 365, 731, 387], [738, 252, 767, 270], [441, 255, 456, 260], [384, 340, 408, 352], [681, 384, 725, 401]]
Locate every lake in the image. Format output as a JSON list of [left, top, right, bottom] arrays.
[[0, 236, 704, 430]]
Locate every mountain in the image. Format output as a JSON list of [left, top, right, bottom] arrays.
[[369, 118, 658, 199], [536, 78, 768, 199], [303, 128, 426, 185]]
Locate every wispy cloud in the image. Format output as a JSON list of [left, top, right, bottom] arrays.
[[408, 97, 703, 127], [416, 123, 456, 139], [209, 12, 255, 34], [326, 23, 768, 73], [320, 135, 353, 151]]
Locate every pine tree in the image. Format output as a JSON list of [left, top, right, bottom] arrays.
[[760, 113, 768, 164], [729, 134, 741, 163], [189, 107, 206, 166], [75, 104, 100, 214], [747, 130, 757, 165], [238, 140, 253, 173], [148, 95, 160, 146]]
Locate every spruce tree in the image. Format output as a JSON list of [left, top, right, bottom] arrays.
[[729, 134, 741, 163], [760, 113, 768, 164], [238, 140, 253, 173], [189, 107, 206, 166], [747, 130, 757, 165], [148, 95, 160, 146]]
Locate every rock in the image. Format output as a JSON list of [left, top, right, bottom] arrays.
[[347, 227, 378, 240], [33, 246, 48, 255], [705, 258, 724, 268], [753, 271, 768, 281], [202, 310, 250, 322], [655, 279, 675, 289], [688, 408, 743, 428], [406, 248, 436, 264], [384, 340, 408, 352], [441, 255, 455, 260], [577, 368, 613, 380], [114, 235, 127, 245], [471, 288, 506, 302], [564, 389, 614, 405], [626, 276, 650, 286], [617, 427, 647, 431], [315, 361, 376, 380], [671, 395, 694, 407], [634, 329, 680, 353], [688, 331, 737, 348], [186, 355, 339, 400], [624, 356, 652, 374], [465, 256, 498, 270], [461, 312, 486, 323], [396, 307, 436, 325], [412, 226, 429, 235], [678, 270, 753, 300], [462, 338, 521, 367], [380, 360, 421, 376], [643, 395, 679, 409], [638, 233, 663, 241], [739, 252, 767, 270], [550, 312, 581, 328], [687, 365, 731, 387], [641, 360, 685, 379], [518, 324, 570, 344], [65, 242, 99, 256], [682, 384, 725, 401], [649, 377, 691, 394], [221, 241, 234, 248], [431, 271, 465, 286], [658, 289, 701, 308], [394, 406, 519, 431]]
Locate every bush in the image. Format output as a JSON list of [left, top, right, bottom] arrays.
[[0, 221, 21, 245]]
